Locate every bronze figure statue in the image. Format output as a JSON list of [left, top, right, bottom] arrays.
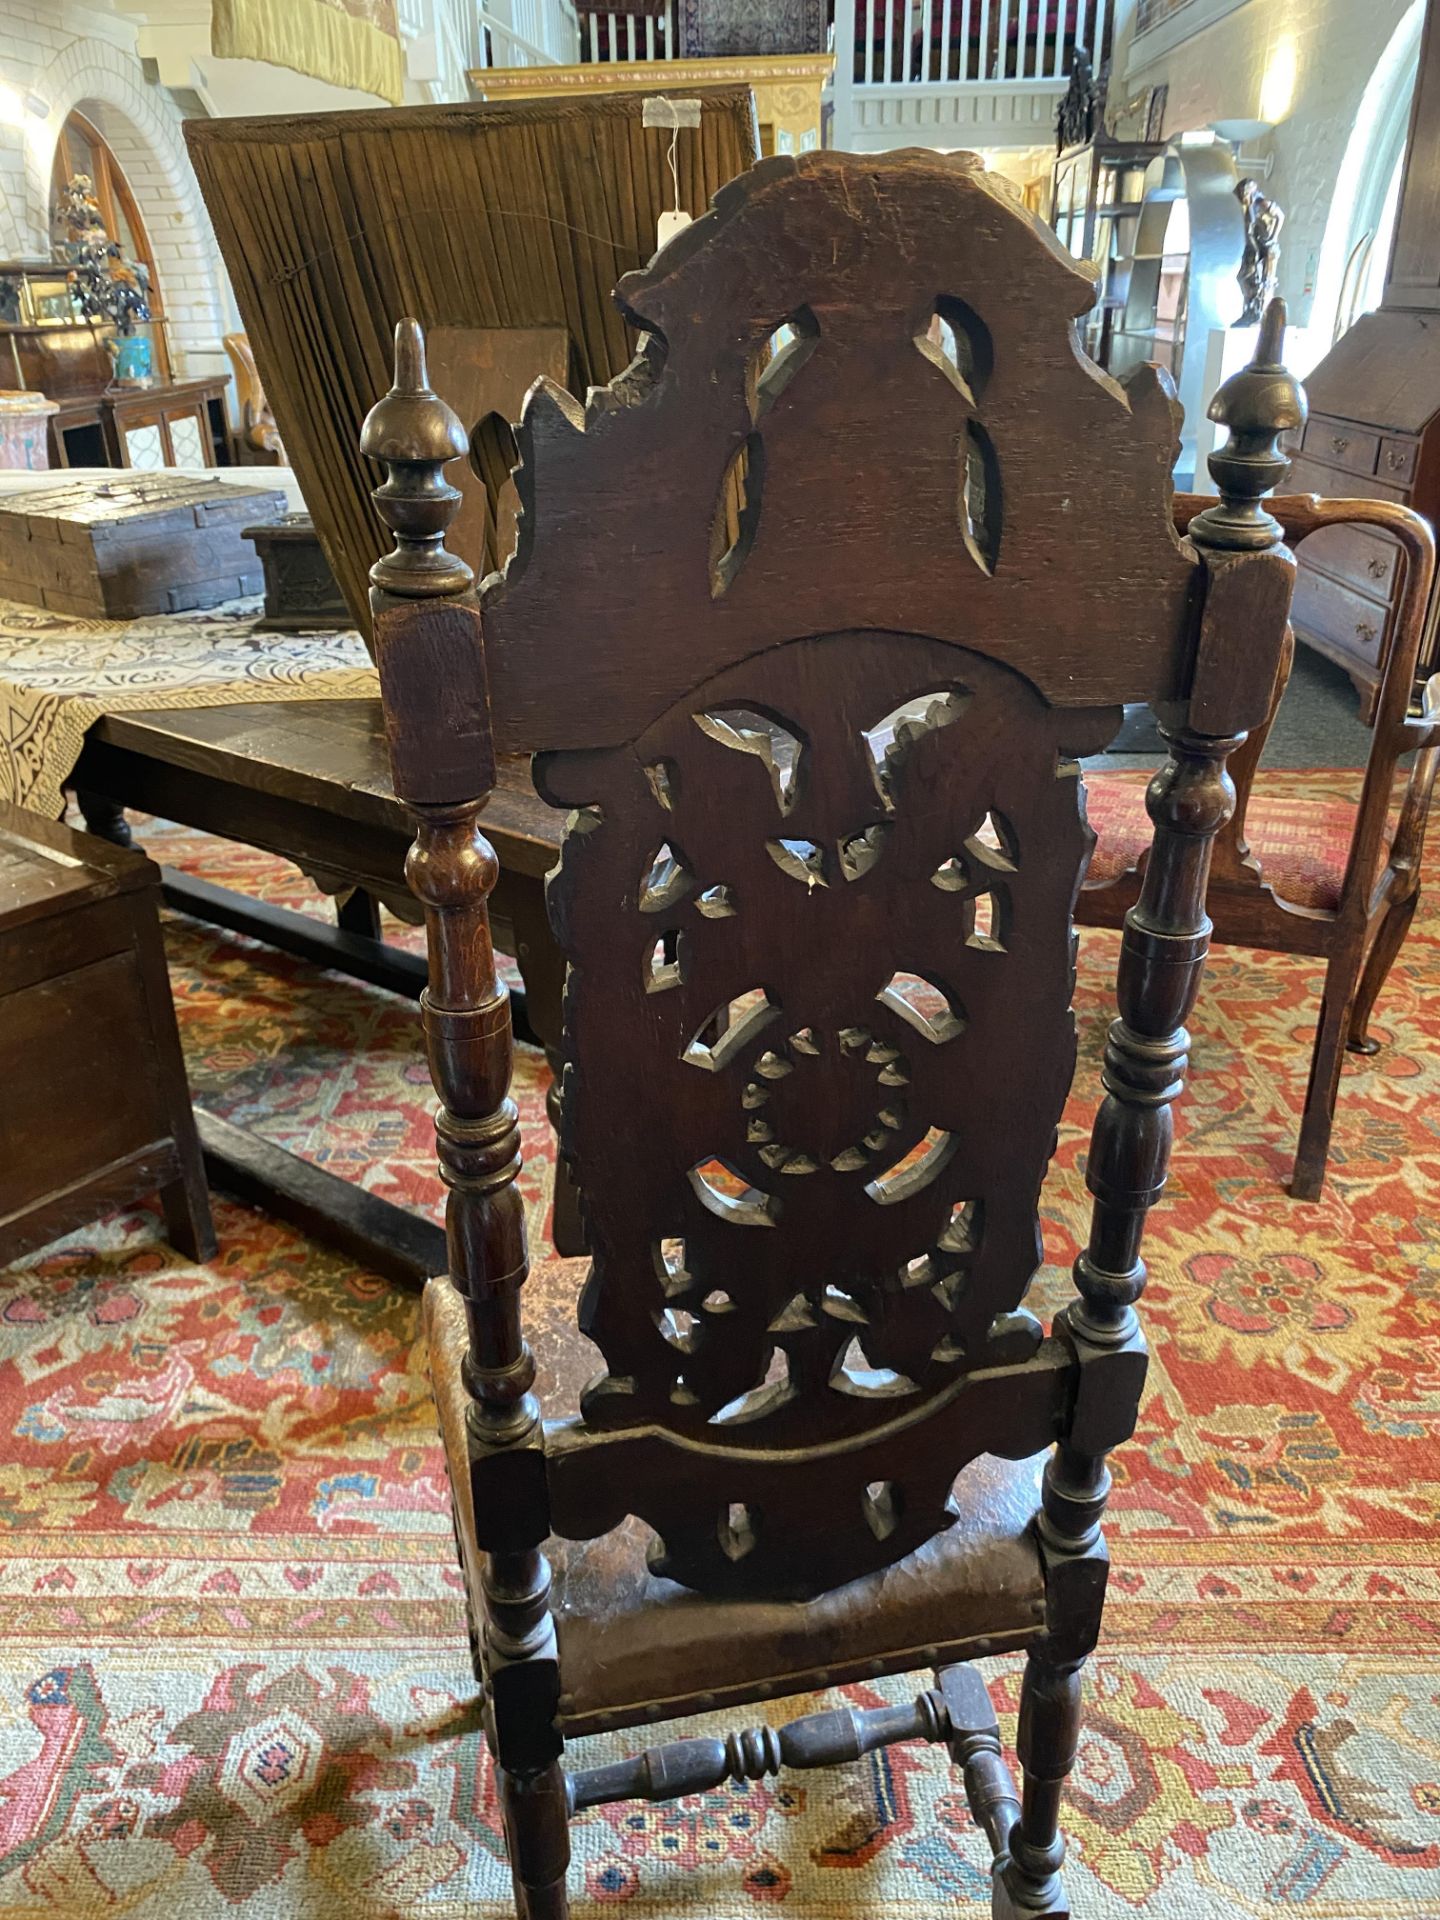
[[1235, 177, 1284, 326]]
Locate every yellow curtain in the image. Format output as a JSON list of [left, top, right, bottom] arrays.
[[212, 0, 403, 107]]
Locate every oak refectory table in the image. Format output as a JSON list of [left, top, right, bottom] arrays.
[[70, 696, 575, 1280]]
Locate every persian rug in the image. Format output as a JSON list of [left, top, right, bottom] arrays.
[[2, 776, 1440, 1915], [0, 597, 376, 819]]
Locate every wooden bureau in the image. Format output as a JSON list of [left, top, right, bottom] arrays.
[[1286, 310, 1440, 717], [1288, 0, 1440, 717]]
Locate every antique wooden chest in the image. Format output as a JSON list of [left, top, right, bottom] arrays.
[[244, 511, 350, 633], [0, 473, 286, 617], [0, 802, 213, 1264]]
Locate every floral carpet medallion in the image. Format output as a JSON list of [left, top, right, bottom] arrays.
[[2, 779, 1440, 1914]]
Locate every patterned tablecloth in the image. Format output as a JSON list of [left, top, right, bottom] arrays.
[[0, 596, 378, 820]]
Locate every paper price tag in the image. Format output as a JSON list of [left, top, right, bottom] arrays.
[[657, 208, 693, 249]]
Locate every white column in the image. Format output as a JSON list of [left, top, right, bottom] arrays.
[[831, 0, 857, 150]]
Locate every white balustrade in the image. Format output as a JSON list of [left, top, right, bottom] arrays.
[[576, 3, 680, 62], [848, 0, 1108, 89]]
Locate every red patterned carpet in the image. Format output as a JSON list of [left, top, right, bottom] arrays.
[[2, 777, 1440, 1916]]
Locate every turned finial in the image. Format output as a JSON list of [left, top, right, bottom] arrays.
[[361, 316, 473, 596], [1189, 297, 1307, 552]]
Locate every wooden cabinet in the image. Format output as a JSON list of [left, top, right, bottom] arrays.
[[1288, 316, 1440, 718], [1290, 2, 1440, 713], [46, 377, 230, 472]]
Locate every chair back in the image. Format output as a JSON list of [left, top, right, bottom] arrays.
[[367, 150, 1302, 1602]]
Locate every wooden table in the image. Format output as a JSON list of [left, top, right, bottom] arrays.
[[71, 697, 573, 1281]]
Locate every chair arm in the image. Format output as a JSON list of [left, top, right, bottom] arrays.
[[1178, 492, 1435, 915], [1391, 673, 1440, 879]]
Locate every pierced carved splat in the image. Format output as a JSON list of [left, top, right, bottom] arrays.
[[364, 144, 1304, 1915], [484, 151, 1196, 755], [539, 631, 1114, 1595]]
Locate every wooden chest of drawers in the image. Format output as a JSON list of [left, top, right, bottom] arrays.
[[1286, 311, 1440, 718]]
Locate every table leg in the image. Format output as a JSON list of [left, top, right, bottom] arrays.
[[75, 789, 133, 848], [336, 886, 383, 939], [508, 876, 585, 1259]]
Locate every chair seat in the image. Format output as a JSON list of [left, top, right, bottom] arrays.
[[1084, 773, 1371, 913], [425, 1272, 1049, 1739]]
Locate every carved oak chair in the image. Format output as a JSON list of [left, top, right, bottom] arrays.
[[361, 152, 1302, 1919]]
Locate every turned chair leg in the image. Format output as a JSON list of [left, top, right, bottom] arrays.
[[498, 1762, 571, 1920], [1347, 890, 1419, 1056], [941, 1664, 1022, 1864], [1292, 938, 1369, 1201], [994, 1651, 1082, 1920]]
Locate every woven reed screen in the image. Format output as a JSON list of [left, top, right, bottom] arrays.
[[186, 90, 760, 638]]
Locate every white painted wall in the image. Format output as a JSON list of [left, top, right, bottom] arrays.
[[0, 1, 486, 397], [0, 6, 233, 375], [1113, 0, 1420, 332]]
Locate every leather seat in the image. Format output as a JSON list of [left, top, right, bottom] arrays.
[[426, 1271, 1049, 1739]]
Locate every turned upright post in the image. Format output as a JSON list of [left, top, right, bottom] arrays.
[[999, 304, 1303, 1920], [362, 320, 570, 1920]]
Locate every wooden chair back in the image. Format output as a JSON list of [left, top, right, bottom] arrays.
[[363, 151, 1304, 1605], [222, 331, 283, 460]]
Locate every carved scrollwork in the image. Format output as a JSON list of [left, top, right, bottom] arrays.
[[538, 629, 1115, 1588]]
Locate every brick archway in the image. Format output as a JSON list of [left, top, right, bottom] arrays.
[[23, 40, 230, 368]]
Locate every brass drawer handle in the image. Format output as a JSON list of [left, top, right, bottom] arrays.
[[1356, 620, 1377, 643], [1386, 448, 1407, 470], [1367, 556, 1387, 578], [1332, 434, 1350, 453]]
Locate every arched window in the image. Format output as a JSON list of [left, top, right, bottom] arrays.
[[1313, 0, 1423, 346], [49, 110, 170, 378]]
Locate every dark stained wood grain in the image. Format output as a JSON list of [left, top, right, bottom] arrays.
[[488, 151, 1197, 750], [366, 163, 1306, 1920], [0, 803, 213, 1266]]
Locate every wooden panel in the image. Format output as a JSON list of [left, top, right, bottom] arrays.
[[1294, 520, 1400, 600], [487, 150, 1198, 751], [0, 951, 169, 1216], [0, 320, 110, 397], [1386, 0, 1440, 305], [1301, 416, 1380, 478], [426, 326, 572, 581], [1379, 434, 1419, 485], [1286, 452, 1408, 506], [0, 840, 107, 932], [1292, 563, 1389, 664], [1301, 308, 1440, 435]]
